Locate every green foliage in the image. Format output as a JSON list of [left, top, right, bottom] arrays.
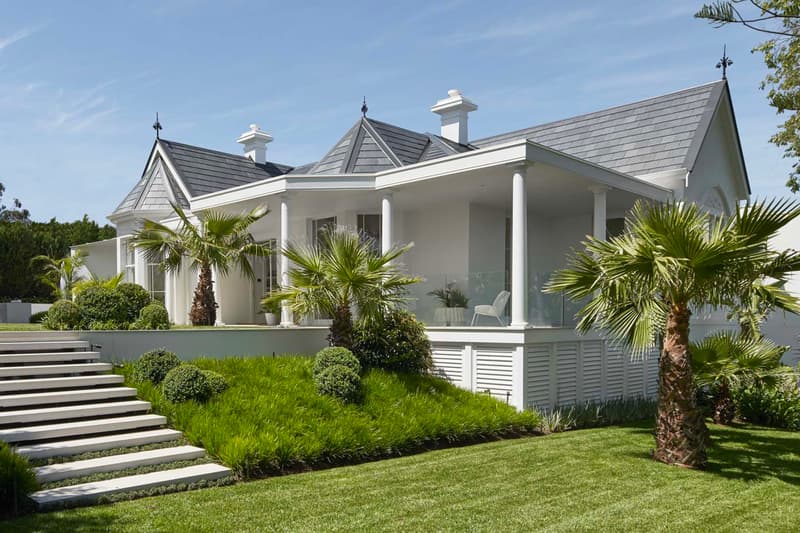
[[534, 398, 658, 433], [691, 331, 791, 387], [122, 357, 539, 478], [28, 310, 48, 324], [0, 441, 38, 519], [43, 299, 83, 330], [313, 347, 361, 378], [314, 364, 361, 402], [260, 294, 280, 314], [75, 285, 128, 327], [116, 283, 152, 323], [202, 370, 230, 395], [30, 249, 88, 300], [353, 310, 432, 373], [428, 283, 469, 308], [162, 364, 211, 403], [132, 348, 181, 384], [131, 303, 171, 330], [87, 320, 124, 330], [734, 380, 800, 430]]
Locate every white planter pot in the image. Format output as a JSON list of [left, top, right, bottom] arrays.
[[264, 312, 279, 326], [434, 307, 466, 326]]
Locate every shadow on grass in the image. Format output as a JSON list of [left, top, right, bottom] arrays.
[[3, 507, 121, 532]]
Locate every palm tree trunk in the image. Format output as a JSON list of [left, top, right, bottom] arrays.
[[328, 303, 353, 350], [190, 264, 216, 326], [712, 379, 735, 425], [654, 303, 709, 469]]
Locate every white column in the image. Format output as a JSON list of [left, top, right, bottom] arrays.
[[381, 191, 393, 254], [591, 186, 608, 241], [280, 193, 294, 326], [164, 271, 175, 324], [134, 247, 147, 287], [115, 237, 124, 276], [510, 164, 529, 327]]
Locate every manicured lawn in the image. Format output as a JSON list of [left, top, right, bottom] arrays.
[[119, 357, 539, 477], [0, 323, 43, 331], [6, 423, 799, 532]]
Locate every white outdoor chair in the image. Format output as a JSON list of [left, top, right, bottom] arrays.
[[471, 290, 510, 326]]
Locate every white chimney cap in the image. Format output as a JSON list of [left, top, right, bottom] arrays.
[[431, 89, 477, 145], [431, 89, 477, 115], [237, 124, 273, 145], [237, 124, 273, 164]]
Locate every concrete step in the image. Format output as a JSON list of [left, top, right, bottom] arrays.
[[0, 374, 123, 393], [33, 445, 207, 483], [31, 463, 233, 509], [0, 414, 166, 443], [0, 387, 137, 409], [0, 362, 111, 379], [0, 340, 89, 353], [0, 351, 100, 364], [15, 428, 184, 459], [0, 400, 150, 426]]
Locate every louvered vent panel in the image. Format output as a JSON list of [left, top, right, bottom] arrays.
[[606, 344, 625, 399], [626, 353, 645, 397], [556, 342, 578, 406], [646, 349, 659, 397], [431, 345, 464, 387], [582, 341, 603, 402], [474, 346, 514, 401], [526, 344, 551, 410]]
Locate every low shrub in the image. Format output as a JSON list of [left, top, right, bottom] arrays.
[[313, 347, 361, 378], [352, 311, 432, 373], [87, 320, 124, 331], [75, 286, 128, 327], [162, 364, 211, 403], [0, 442, 38, 519], [534, 397, 658, 434], [132, 348, 181, 384], [202, 370, 229, 395], [734, 381, 800, 430], [131, 303, 170, 330], [116, 283, 152, 323], [28, 310, 48, 324], [314, 364, 361, 402], [43, 299, 83, 330]]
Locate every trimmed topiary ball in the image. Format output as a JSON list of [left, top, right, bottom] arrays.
[[132, 348, 181, 384], [314, 364, 361, 402], [131, 303, 170, 330], [313, 346, 361, 379], [353, 311, 432, 373], [116, 283, 152, 323], [75, 286, 128, 327], [202, 369, 229, 395], [0, 442, 38, 519], [162, 364, 211, 403], [44, 300, 83, 330]]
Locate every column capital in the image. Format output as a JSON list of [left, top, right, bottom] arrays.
[[381, 189, 394, 198], [589, 185, 610, 194], [506, 161, 534, 173]]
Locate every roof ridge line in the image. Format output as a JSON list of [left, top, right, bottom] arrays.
[[361, 119, 403, 167]]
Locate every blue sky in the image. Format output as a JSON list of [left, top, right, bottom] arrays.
[[0, 1, 793, 223]]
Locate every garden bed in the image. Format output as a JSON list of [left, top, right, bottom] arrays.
[[119, 356, 540, 478]]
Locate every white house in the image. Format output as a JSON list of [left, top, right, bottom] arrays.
[[77, 80, 752, 410]]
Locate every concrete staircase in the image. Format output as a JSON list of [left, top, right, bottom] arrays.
[[0, 339, 232, 509]]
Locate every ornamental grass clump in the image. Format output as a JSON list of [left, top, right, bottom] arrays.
[[132, 348, 181, 384], [0, 442, 38, 519]]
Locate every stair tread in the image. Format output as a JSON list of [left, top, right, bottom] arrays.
[[0, 351, 99, 362], [0, 362, 112, 377], [34, 445, 206, 482], [0, 414, 166, 442], [31, 463, 232, 507], [0, 387, 137, 408], [15, 428, 183, 458], [0, 400, 150, 424], [0, 374, 123, 392]]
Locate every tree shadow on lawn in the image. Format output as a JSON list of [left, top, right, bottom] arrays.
[[624, 423, 800, 485], [3, 507, 122, 533]]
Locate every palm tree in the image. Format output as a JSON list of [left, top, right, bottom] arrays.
[[31, 249, 88, 300], [265, 226, 419, 349], [546, 199, 800, 469], [133, 203, 271, 326], [73, 272, 125, 296], [691, 331, 792, 425]]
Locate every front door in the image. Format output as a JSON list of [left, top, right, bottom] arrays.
[[252, 239, 278, 323]]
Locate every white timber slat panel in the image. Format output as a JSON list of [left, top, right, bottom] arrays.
[[646, 349, 659, 397], [431, 345, 464, 388], [605, 345, 625, 399], [582, 341, 603, 403], [556, 342, 578, 406], [526, 344, 551, 410], [474, 345, 514, 401], [625, 354, 645, 397]]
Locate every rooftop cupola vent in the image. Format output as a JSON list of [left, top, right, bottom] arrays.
[[236, 124, 273, 164], [430, 89, 477, 145]]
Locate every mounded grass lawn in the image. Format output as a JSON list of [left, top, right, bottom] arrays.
[[6, 423, 799, 532], [120, 357, 540, 477], [0, 323, 43, 331]]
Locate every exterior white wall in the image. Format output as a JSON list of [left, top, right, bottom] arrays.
[[79, 240, 118, 280]]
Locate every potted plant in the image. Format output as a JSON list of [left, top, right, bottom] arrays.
[[428, 283, 469, 326], [260, 294, 281, 326]]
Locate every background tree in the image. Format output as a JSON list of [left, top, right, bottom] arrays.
[[696, 1, 800, 191], [266, 227, 419, 349], [133, 203, 270, 326], [0, 183, 30, 222], [546, 199, 800, 469]]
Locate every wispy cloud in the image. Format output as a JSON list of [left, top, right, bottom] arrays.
[[445, 9, 599, 45], [0, 24, 45, 52]]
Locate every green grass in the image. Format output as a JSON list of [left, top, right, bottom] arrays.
[[6, 423, 800, 532], [0, 323, 43, 331], [119, 357, 540, 477]]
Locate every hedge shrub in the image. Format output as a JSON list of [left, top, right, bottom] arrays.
[[131, 303, 170, 330], [163, 364, 211, 403], [75, 286, 128, 327], [132, 348, 181, 384], [734, 381, 800, 430], [352, 311, 432, 373], [116, 283, 152, 323], [313, 346, 361, 378], [314, 364, 361, 402], [202, 370, 229, 395], [0, 442, 38, 519], [44, 300, 83, 330]]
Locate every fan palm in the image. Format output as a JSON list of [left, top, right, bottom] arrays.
[[691, 331, 792, 425], [265, 226, 419, 349], [546, 199, 800, 469], [31, 249, 88, 300], [133, 203, 271, 326]]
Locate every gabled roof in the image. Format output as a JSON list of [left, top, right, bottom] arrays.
[[158, 139, 292, 196], [112, 156, 189, 217], [472, 81, 728, 177]]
